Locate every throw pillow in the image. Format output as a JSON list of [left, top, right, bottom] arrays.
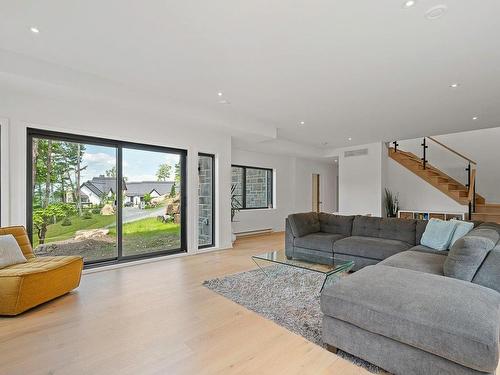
[[0, 234, 28, 269], [449, 219, 474, 247], [420, 218, 458, 251]]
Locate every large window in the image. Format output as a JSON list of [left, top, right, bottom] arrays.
[[231, 165, 273, 209], [198, 154, 215, 248], [27, 128, 186, 266]]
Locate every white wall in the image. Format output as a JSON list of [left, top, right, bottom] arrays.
[[0, 87, 233, 252], [335, 142, 385, 217], [231, 148, 337, 233], [386, 158, 466, 214]]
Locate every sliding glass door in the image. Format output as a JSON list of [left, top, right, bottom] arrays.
[[122, 147, 182, 257], [27, 129, 186, 266]]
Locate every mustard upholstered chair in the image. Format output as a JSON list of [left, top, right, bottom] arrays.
[[0, 226, 83, 316]]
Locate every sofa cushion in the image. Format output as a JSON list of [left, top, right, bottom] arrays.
[[410, 244, 449, 255], [379, 250, 446, 275], [294, 233, 344, 252], [472, 244, 500, 293], [319, 213, 354, 236], [444, 228, 499, 281], [333, 236, 411, 260], [352, 216, 416, 245], [415, 220, 428, 245], [351, 216, 380, 237], [321, 265, 500, 373], [288, 212, 320, 237], [379, 218, 417, 245]]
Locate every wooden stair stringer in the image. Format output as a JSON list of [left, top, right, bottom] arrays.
[[388, 148, 485, 206]]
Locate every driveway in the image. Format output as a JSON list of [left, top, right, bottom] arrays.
[[122, 206, 165, 224]]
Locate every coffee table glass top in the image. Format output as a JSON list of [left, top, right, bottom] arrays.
[[252, 249, 354, 276]]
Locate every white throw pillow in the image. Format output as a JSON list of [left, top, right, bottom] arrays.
[[0, 234, 28, 269], [449, 219, 474, 247]]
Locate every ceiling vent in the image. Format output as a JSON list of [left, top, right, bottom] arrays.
[[344, 148, 368, 158]]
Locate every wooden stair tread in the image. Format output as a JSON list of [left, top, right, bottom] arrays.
[[389, 147, 485, 207]]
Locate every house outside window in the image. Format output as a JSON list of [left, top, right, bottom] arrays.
[[231, 165, 273, 209]]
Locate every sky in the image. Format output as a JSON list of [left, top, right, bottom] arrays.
[[81, 144, 180, 183]]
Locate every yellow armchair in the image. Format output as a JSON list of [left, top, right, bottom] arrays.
[[0, 226, 83, 316]]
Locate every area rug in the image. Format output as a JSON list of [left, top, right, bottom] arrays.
[[203, 265, 382, 374]]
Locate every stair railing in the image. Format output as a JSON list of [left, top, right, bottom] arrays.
[[392, 136, 478, 219]]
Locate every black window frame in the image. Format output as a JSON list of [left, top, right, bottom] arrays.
[[198, 153, 215, 249], [26, 127, 188, 268], [231, 164, 273, 210]]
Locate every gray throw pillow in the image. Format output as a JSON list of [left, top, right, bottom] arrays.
[[444, 228, 500, 281], [0, 234, 28, 269]]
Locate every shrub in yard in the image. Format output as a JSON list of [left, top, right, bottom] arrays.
[[92, 208, 101, 214], [83, 211, 93, 220], [61, 217, 72, 226]]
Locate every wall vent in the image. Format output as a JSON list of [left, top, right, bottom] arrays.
[[344, 148, 368, 157]]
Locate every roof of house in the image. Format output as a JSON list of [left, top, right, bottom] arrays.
[[125, 181, 175, 197], [80, 176, 125, 197]]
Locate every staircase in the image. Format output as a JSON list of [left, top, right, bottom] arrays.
[[388, 142, 500, 223]]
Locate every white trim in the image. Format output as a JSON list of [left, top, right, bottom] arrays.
[[0, 118, 10, 226]]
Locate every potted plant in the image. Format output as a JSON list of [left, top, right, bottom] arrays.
[[384, 188, 399, 218], [231, 184, 241, 244]]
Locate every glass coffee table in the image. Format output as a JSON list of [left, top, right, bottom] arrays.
[[252, 249, 354, 292]]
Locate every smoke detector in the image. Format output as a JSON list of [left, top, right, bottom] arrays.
[[425, 5, 448, 20]]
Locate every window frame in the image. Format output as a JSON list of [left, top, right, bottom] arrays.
[[231, 164, 273, 210], [26, 127, 188, 268], [198, 153, 215, 249]]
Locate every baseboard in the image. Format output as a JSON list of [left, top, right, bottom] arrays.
[[235, 228, 273, 238]]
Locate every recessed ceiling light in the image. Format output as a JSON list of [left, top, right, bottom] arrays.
[[449, 83, 459, 88], [402, 0, 416, 9], [299, 121, 305, 126], [472, 116, 479, 120], [30, 27, 40, 33], [348, 137, 352, 141], [217, 92, 223, 96], [425, 5, 448, 20]]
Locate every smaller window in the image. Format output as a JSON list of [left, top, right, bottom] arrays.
[[231, 165, 273, 209]]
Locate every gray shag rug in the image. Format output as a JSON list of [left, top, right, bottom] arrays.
[[203, 265, 382, 374]]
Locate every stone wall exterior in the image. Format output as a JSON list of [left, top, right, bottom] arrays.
[[198, 155, 213, 246]]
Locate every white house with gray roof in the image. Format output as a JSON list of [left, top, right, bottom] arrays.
[[80, 176, 176, 206]]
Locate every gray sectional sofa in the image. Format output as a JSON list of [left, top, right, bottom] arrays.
[[286, 212, 500, 375], [286, 212, 432, 271]]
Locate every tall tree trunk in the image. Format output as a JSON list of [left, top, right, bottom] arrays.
[[76, 144, 82, 216], [39, 140, 52, 245]]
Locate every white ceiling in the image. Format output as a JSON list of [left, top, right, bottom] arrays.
[[1, 0, 499, 153]]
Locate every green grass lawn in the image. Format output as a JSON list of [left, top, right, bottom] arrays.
[[109, 217, 180, 237], [35, 215, 180, 249], [34, 214, 116, 247]]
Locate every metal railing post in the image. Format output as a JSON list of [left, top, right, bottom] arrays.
[[421, 138, 428, 169], [392, 141, 398, 152], [466, 163, 472, 219]]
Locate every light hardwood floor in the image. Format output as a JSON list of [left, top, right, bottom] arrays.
[[0, 233, 497, 375]]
